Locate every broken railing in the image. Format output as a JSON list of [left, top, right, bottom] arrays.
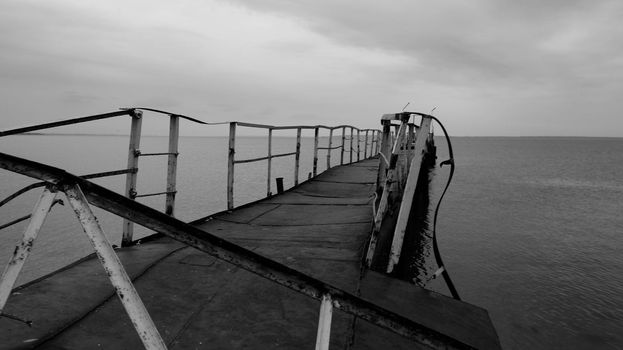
[[0, 152, 470, 350], [226, 121, 380, 209], [366, 112, 435, 273]]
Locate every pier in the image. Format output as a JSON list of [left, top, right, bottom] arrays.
[[0, 109, 500, 349]]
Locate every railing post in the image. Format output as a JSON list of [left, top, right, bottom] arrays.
[[340, 126, 346, 165], [376, 121, 392, 193], [165, 115, 179, 216], [0, 186, 57, 313], [294, 127, 301, 186], [364, 130, 369, 159], [357, 129, 361, 161], [64, 183, 167, 350], [349, 127, 354, 163], [326, 128, 333, 169], [122, 109, 142, 247], [314, 294, 333, 350], [312, 127, 319, 177], [267, 128, 273, 196], [227, 122, 236, 210]]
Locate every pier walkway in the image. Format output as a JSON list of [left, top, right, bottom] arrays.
[[1, 157, 499, 349]]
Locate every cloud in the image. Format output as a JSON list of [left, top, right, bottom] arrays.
[[0, 0, 621, 135]]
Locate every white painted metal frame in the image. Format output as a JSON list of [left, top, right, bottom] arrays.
[[314, 294, 333, 350], [65, 183, 167, 350], [0, 186, 57, 312], [122, 110, 143, 246]]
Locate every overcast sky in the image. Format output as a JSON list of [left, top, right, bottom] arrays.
[[1, 0, 621, 136]]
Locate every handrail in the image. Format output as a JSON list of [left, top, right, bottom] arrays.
[[0, 107, 381, 241], [0, 152, 470, 349], [226, 122, 381, 208], [0, 110, 132, 137]]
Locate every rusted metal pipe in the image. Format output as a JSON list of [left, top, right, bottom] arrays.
[[227, 122, 236, 210], [0, 186, 57, 313], [315, 294, 333, 350], [165, 115, 179, 216], [294, 127, 301, 186], [267, 128, 273, 196], [64, 183, 167, 350], [122, 110, 143, 247], [326, 129, 333, 169], [312, 127, 319, 177]]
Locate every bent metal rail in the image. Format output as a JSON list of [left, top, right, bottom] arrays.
[[0, 108, 380, 246]]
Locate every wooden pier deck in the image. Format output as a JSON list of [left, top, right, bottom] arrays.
[[1, 158, 500, 349]]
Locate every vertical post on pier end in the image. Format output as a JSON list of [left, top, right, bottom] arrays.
[[267, 128, 273, 196], [315, 294, 333, 350], [387, 116, 433, 274], [366, 121, 408, 267], [326, 128, 333, 169], [340, 126, 346, 165], [312, 127, 319, 177], [64, 183, 167, 350], [294, 127, 302, 186], [165, 115, 179, 216], [0, 186, 56, 313], [122, 110, 142, 247], [227, 122, 236, 210]]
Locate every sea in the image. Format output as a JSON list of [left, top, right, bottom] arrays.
[[1, 133, 622, 350]]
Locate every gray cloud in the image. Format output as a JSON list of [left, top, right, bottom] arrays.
[[0, 0, 621, 136]]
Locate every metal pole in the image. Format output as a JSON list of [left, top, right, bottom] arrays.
[[340, 126, 346, 165], [357, 129, 361, 161], [349, 127, 354, 163], [326, 128, 333, 169], [122, 110, 142, 247], [314, 294, 333, 350], [0, 186, 56, 312], [312, 127, 319, 177], [364, 130, 369, 159], [267, 128, 273, 196], [64, 183, 167, 350], [164, 115, 179, 216], [227, 122, 236, 210], [294, 128, 301, 186], [375, 121, 392, 193]]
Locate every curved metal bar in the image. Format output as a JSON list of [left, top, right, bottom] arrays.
[[0, 168, 136, 208], [0, 110, 133, 137], [124, 107, 209, 125]]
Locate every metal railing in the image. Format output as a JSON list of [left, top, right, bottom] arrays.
[[0, 151, 469, 350], [0, 108, 207, 247], [366, 112, 434, 273], [226, 121, 380, 209]]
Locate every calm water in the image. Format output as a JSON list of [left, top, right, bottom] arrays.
[[1, 134, 622, 349]]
